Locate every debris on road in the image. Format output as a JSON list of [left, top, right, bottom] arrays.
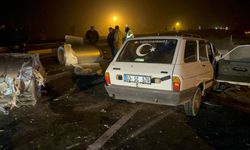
[[57, 35, 103, 76], [0, 53, 45, 114], [100, 109, 107, 113], [104, 124, 110, 129], [66, 142, 81, 150], [203, 101, 222, 107]]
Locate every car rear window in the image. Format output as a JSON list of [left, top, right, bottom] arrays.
[[116, 39, 177, 64]]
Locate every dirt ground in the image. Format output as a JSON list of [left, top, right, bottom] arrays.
[[0, 56, 250, 150]]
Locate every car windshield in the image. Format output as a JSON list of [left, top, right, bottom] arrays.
[[116, 39, 177, 64]]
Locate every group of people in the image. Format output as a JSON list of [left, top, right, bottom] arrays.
[[107, 25, 134, 58], [84, 25, 134, 58]]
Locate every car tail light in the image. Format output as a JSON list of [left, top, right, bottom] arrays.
[[172, 76, 181, 92], [105, 72, 111, 85]]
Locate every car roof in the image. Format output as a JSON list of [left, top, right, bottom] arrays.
[[131, 36, 206, 41]]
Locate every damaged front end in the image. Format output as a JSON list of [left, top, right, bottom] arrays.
[[0, 53, 45, 114]]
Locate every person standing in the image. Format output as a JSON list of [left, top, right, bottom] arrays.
[[125, 26, 134, 40], [106, 27, 115, 58], [113, 25, 123, 53], [85, 26, 99, 45]]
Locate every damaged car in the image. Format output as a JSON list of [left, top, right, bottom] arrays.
[[0, 54, 45, 114], [214, 45, 250, 89]]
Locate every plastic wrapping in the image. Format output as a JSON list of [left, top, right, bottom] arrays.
[[58, 35, 103, 75]]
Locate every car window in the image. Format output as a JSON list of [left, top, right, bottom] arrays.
[[206, 42, 214, 63], [227, 46, 250, 62], [199, 41, 208, 61], [116, 39, 177, 64], [184, 40, 197, 63]]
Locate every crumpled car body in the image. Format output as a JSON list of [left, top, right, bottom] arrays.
[[57, 35, 103, 76], [0, 53, 45, 114], [215, 45, 250, 86]]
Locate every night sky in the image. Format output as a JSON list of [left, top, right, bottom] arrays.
[[1, 0, 250, 39]]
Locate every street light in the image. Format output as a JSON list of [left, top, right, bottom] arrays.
[[176, 22, 180, 27], [113, 16, 117, 26], [175, 22, 180, 32]]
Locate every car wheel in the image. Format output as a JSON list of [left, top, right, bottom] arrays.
[[184, 87, 202, 116]]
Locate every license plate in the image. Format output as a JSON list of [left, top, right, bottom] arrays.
[[124, 74, 151, 84]]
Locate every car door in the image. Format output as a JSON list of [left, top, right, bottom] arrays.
[[215, 45, 250, 86], [178, 39, 213, 91], [177, 40, 201, 91], [198, 40, 214, 87]]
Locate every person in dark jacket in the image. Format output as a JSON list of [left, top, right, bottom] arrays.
[[85, 26, 99, 45], [106, 27, 115, 58]]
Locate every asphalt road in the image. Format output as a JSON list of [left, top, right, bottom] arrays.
[[0, 55, 250, 150]]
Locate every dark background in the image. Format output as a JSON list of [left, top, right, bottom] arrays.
[[1, 0, 250, 40]]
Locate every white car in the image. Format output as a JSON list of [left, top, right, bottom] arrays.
[[105, 36, 215, 116]]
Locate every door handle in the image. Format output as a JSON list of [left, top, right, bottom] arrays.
[[233, 67, 247, 72], [160, 71, 168, 74], [113, 68, 120, 70]]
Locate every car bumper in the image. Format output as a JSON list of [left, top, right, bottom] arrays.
[[105, 84, 195, 106]]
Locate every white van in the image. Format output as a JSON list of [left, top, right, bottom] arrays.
[[105, 36, 215, 116]]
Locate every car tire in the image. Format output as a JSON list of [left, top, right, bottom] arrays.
[[184, 87, 202, 116]]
